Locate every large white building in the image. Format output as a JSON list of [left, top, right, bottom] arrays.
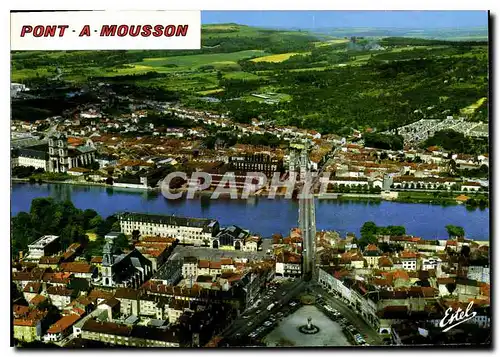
[[27, 235, 60, 260], [118, 212, 220, 246], [11, 144, 49, 171]]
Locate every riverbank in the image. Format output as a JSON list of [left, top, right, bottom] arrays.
[[12, 178, 160, 191], [11, 179, 489, 209]]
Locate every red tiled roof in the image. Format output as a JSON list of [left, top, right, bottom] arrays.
[[437, 278, 455, 285], [393, 270, 409, 281], [210, 261, 222, 269], [91, 256, 103, 264], [87, 289, 114, 303], [378, 257, 393, 267], [29, 295, 47, 306], [60, 262, 94, 274], [400, 251, 417, 259], [47, 314, 80, 334], [47, 286, 74, 296], [23, 282, 42, 294], [38, 256, 62, 265], [365, 244, 379, 251], [198, 260, 210, 269], [13, 305, 30, 317]]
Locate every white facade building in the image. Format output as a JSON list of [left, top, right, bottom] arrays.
[[27, 235, 60, 260], [119, 212, 220, 246]]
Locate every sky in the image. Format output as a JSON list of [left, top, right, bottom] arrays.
[[201, 11, 488, 29]]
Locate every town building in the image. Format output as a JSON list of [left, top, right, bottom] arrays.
[[400, 251, 418, 271], [45, 314, 81, 343], [11, 144, 49, 170], [118, 212, 220, 246], [114, 288, 141, 317], [150, 253, 182, 286], [13, 310, 46, 343], [275, 251, 302, 277], [81, 319, 180, 347], [228, 153, 283, 177], [47, 286, 77, 310], [26, 235, 61, 260], [212, 225, 249, 250], [182, 256, 198, 279], [364, 244, 382, 269]]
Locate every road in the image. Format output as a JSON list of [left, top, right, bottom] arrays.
[[223, 278, 306, 339], [310, 284, 382, 346]]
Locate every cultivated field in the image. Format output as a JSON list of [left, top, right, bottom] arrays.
[[250, 52, 308, 63], [137, 50, 267, 69]]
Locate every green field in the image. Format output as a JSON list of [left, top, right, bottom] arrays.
[[136, 50, 266, 69], [11, 23, 489, 133]]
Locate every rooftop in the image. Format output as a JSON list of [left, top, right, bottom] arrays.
[[28, 235, 59, 248]]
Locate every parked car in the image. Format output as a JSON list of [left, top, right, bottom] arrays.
[[264, 321, 273, 327]]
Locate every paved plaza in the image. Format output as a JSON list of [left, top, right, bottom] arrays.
[[263, 305, 351, 347]]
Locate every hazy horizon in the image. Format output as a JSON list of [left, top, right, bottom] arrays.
[[201, 11, 488, 30]]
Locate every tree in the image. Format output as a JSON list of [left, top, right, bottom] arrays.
[[445, 225, 465, 238], [359, 221, 378, 248], [132, 230, 141, 241], [460, 245, 471, 259], [111, 222, 121, 232], [114, 233, 130, 250], [90, 161, 100, 171], [387, 225, 406, 236], [445, 283, 457, 295], [361, 222, 378, 236]]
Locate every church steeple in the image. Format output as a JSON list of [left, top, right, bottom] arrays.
[[103, 232, 119, 267]]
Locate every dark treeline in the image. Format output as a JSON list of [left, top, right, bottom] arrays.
[[423, 129, 489, 155], [203, 131, 285, 149], [364, 133, 404, 150], [380, 37, 488, 47], [12, 92, 101, 122]]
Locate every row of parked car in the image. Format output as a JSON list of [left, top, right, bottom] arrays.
[[316, 296, 369, 346], [343, 323, 369, 346], [246, 299, 302, 340]]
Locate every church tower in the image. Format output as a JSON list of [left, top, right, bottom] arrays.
[[48, 133, 68, 173], [102, 233, 117, 287]]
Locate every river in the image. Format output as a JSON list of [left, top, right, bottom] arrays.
[[11, 183, 490, 240]]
